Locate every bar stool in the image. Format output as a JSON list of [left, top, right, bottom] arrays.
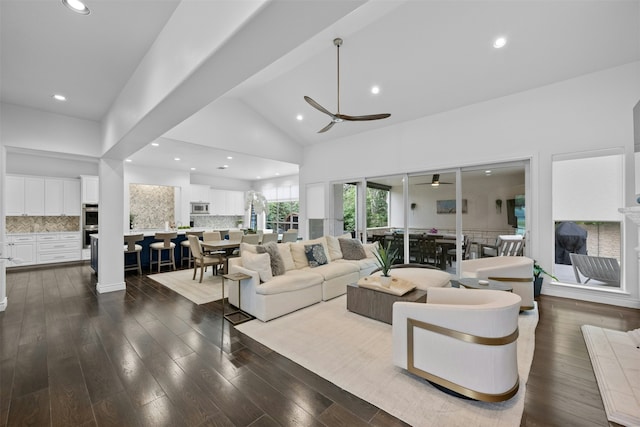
[[180, 231, 204, 268], [124, 233, 144, 275], [150, 231, 177, 272]]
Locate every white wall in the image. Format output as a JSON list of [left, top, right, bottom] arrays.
[[300, 61, 640, 307], [6, 151, 99, 178], [1, 103, 102, 158]]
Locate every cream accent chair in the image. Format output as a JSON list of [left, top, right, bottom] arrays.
[[180, 231, 204, 268], [460, 256, 534, 311], [393, 288, 522, 402]]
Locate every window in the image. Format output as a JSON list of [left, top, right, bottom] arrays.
[[552, 153, 623, 288]]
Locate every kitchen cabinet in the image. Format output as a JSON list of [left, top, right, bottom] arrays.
[[37, 233, 81, 264], [209, 189, 225, 215], [190, 184, 211, 203], [5, 234, 36, 266], [226, 190, 245, 215], [45, 178, 80, 216], [81, 175, 99, 204], [6, 175, 45, 216]]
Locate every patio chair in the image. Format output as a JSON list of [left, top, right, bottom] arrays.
[[569, 253, 620, 286], [481, 235, 524, 257]]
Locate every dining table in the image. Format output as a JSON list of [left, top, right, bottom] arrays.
[[201, 239, 242, 274]]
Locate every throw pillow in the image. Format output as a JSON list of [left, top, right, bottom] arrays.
[[338, 238, 367, 260], [278, 243, 296, 271], [241, 251, 273, 283], [256, 241, 286, 276], [304, 243, 328, 268], [362, 241, 379, 259], [325, 234, 351, 261], [240, 242, 257, 254]]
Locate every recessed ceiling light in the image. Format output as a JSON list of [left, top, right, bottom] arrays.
[[62, 0, 90, 15], [371, 86, 380, 95], [485, 170, 492, 175], [227, 156, 233, 160], [223, 164, 229, 168], [275, 172, 280, 176], [174, 157, 180, 161], [256, 176, 261, 179], [52, 94, 66, 101], [296, 114, 303, 121], [190, 167, 196, 171], [493, 37, 507, 49], [151, 142, 159, 147], [125, 159, 132, 163]]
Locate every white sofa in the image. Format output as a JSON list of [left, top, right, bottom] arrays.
[[393, 287, 522, 402], [460, 256, 535, 310], [227, 235, 380, 321]]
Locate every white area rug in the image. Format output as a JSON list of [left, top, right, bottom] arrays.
[[581, 325, 640, 426], [236, 296, 539, 427], [147, 269, 227, 304]]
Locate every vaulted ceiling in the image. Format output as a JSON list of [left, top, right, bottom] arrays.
[[2, 1, 639, 180]]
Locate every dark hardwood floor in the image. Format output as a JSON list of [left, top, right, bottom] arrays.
[[1, 263, 638, 427]]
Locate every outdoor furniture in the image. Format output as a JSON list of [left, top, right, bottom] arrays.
[[570, 253, 620, 286], [481, 235, 524, 257], [392, 287, 522, 402]]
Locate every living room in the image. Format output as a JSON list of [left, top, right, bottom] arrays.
[[1, 1, 639, 426]]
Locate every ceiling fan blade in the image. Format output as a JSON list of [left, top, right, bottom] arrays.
[[318, 121, 336, 133], [338, 113, 391, 121], [304, 96, 335, 118]]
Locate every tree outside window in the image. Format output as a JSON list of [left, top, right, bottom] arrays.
[[267, 200, 299, 233]]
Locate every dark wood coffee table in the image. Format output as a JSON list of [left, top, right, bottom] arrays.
[[346, 282, 427, 324]]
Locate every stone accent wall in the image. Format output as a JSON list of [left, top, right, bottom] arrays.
[[191, 215, 242, 229], [129, 184, 175, 229], [581, 222, 621, 259], [6, 216, 80, 233]]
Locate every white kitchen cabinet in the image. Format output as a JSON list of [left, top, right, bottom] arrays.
[[37, 233, 81, 264], [6, 175, 45, 216], [6, 234, 36, 266], [226, 190, 245, 215], [64, 179, 81, 215], [45, 178, 81, 216], [6, 175, 25, 216], [209, 189, 226, 215], [81, 175, 99, 204], [190, 184, 211, 203]]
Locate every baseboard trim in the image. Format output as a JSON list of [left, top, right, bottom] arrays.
[[97, 281, 126, 293]]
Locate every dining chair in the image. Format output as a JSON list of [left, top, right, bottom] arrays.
[[150, 231, 177, 272], [261, 233, 278, 244], [180, 230, 204, 268], [228, 230, 244, 241], [241, 234, 260, 245], [203, 231, 222, 242], [216, 229, 229, 240], [281, 230, 298, 243], [124, 233, 144, 275], [188, 235, 224, 283]]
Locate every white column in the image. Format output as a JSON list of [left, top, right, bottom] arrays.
[[0, 145, 7, 311], [97, 158, 125, 293]]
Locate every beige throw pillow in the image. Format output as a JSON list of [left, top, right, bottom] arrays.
[[277, 243, 296, 271], [241, 251, 273, 283]]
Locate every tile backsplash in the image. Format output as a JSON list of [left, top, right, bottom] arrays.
[[6, 216, 80, 233], [130, 184, 175, 229], [191, 215, 242, 229]]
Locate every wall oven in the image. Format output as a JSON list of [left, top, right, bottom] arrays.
[[82, 204, 98, 248]]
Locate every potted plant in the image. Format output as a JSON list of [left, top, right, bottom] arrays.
[[373, 241, 399, 287], [533, 260, 558, 298]]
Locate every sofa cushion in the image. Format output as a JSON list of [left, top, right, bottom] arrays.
[[291, 237, 329, 269], [301, 261, 359, 280], [278, 242, 296, 271], [362, 242, 379, 259], [241, 251, 273, 283], [339, 238, 367, 260], [255, 270, 323, 295], [305, 243, 328, 267], [256, 241, 285, 276], [325, 233, 352, 261], [240, 242, 257, 254], [338, 257, 378, 271]]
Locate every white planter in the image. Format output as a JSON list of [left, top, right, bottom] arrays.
[[379, 275, 392, 288]]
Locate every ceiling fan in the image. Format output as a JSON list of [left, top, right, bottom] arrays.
[[416, 174, 454, 187], [304, 38, 391, 133]]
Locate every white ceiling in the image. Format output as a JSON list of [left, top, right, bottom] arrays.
[[1, 1, 639, 181]]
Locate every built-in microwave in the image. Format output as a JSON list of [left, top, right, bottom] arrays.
[[190, 202, 210, 215]]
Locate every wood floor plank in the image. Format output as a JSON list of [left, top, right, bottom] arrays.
[[12, 340, 48, 397], [5, 388, 50, 427], [92, 390, 142, 427], [76, 341, 125, 403], [48, 355, 96, 427]]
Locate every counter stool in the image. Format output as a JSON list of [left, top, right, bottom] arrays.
[[150, 232, 177, 272], [124, 233, 144, 275], [180, 231, 204, 268]]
